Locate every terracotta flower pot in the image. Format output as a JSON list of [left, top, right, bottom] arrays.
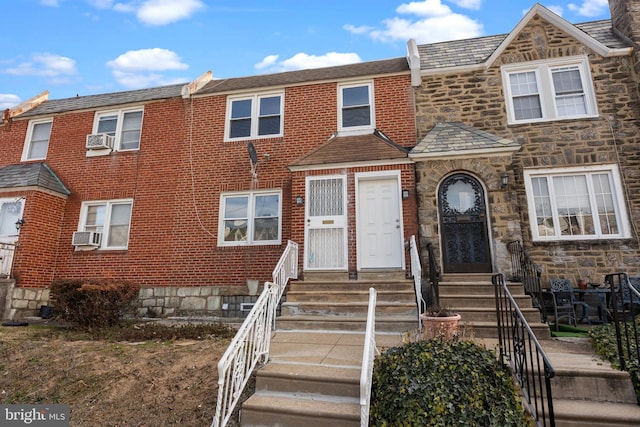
[[420, 313, 461, 340], [578, 280, 588, 290]]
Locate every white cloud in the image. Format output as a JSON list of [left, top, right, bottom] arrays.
[[255, 52, 362, 73], [2, 53, 77, 78], [397, 0, 452, 17], [107, 48, 188, 71], [345, 0, 483, 44], [137, 0, 205, 25], [568, 0, 608, 17], [107, 48, 189, 88], [255, 55, 279, 70], [0, 94, 21, 110]]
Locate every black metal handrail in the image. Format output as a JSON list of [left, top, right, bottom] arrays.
[[603, 273, 640, 378], [425, 242, 440, 308], [493, 273, 555, 427], [507, 241, 545, 319]]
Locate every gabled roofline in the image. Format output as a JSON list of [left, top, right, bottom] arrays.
[[417, 3, 632, 78], [487, 3, 614, 64]]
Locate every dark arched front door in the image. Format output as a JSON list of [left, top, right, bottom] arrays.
[[438, 173, 491, 273]]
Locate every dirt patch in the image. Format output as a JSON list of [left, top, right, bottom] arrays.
[[0, 323, 246, 426]]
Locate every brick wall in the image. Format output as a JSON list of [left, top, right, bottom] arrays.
[[0, 72, 416, 317]]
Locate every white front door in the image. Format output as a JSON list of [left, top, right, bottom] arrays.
[[357, 176, 403, 269], [304, 176, 348, 270]]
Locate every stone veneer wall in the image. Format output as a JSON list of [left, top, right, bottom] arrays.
[[414, 15, 640, 284], [3, 283, 261, 320]]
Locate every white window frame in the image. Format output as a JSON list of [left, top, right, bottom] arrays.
[[91, 107, 144, 151], [77, 199, 133, 250], [22, 118, 53, 161], [524, 165, 630, 242], [218, 190, 282, 246], [224, 92, 284, 141], [338, 81, 375, 135], [502, 56, 598, 125]]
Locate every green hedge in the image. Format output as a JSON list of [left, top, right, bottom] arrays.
[[370, 339, 528, 426]]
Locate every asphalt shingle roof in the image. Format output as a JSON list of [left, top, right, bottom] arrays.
[[0, 163, 70, 195], [18, 84, 185, 118], [417, 20, 629, 71], [197, 58, 410, 95], [410, 122, 519, 156], [289, 130, 410, 168]]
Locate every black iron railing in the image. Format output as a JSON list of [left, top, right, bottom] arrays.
[[603, 273, 640, 381], [425, 242, 440, 308], [493, 273, 555, 427], [507, 241, 545, 319]]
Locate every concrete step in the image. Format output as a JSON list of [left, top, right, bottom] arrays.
[[547, 351, 637, 404], [456, 307, 541, 323], [285, 290, 415, 303], [276, 315, 418, 333], [255, 362, 360, 397], [288, 280, 413, 293], [438, 282, 526, 296], [460, 320, 551, 339], [440, 273, 495, 282], [439, 293, 534, 309], [241, 393, 360, 427], [551, 399, 640, 426], [280, 301, 417, 317]]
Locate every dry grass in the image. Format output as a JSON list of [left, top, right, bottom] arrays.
[[0, 321, 242, 427]]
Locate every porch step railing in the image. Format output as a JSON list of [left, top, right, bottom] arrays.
[[604, 272, 640, 382], [360, 288, 378, 427], [0, 242, 17, 279], [493, 273, 555, 427], [507, 241, 544, 316], [425, 242, 440, 308], [211, 240, 298, 427], [409, 236, 425, 329]]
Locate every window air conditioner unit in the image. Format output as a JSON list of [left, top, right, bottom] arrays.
[[72, 231, 102, 247], [86, 133, 114, 150]]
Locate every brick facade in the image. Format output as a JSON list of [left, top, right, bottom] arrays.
[[0, 66, 417, 318]]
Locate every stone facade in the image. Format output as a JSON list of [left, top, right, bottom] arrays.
[[413, 8, 640, 284]]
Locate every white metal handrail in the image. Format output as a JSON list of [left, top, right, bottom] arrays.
[[360, 287, 378, 427], [0, 242, 17, 279], [409, 235, 425, 330], [212, 240, 299, 427]]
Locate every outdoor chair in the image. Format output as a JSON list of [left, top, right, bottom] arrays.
[[540, 290, 575, 331], [611, 276, 640, 319], [549, 278, 590, 325]]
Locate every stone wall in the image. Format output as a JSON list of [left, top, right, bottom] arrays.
[[413, 15, 640, 284], [3, 280, 262, 320]]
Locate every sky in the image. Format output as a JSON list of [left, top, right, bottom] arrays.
[[0, 0, 612, 109]]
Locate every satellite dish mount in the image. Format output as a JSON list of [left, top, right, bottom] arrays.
[[248, 142, 259, 186]]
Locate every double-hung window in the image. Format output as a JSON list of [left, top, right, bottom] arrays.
[[23, 119, 52, 161], [338, 81, 374, 133], [92, 108, 143, 150], [502, 56, 597, 124], [226, 93, 283, 140], [524, 165, 629, 241], [78, 200, 133, 249], [219, 191, 281, 246]]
